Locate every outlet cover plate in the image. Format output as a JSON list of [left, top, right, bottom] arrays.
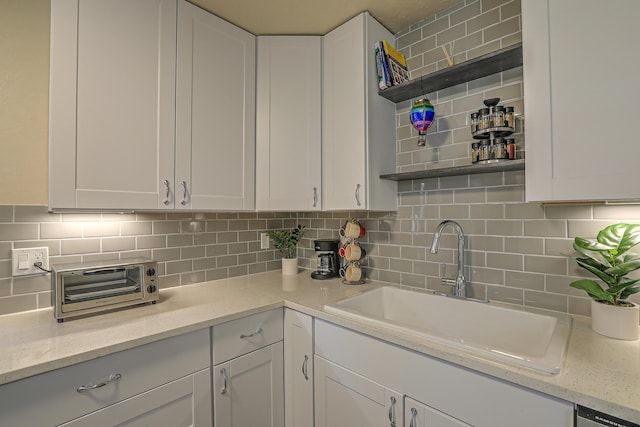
[[11, 247, 50, 276]]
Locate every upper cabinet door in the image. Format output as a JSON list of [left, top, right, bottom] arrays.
[[322, 13, 397, 211], [256, 36, 322, 211], [49, 0, 177, 210], [523, 0, 640, 202], [176, 1, 256, 211]]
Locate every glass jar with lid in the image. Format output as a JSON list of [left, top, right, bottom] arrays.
[[470, 112, 479, 134], [478, 108, 490, 130], [493, 137, 507, 159], [492, 106, 506, 128], [505, 106, 515, 128], [471, 142, 480, 163], [479, 139, 491, 161]]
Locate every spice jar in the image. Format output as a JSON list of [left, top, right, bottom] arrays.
[[479, 139, 491, 161], [470, 112, 479, 134], [492, 106, 505, 128], [479, 108, 490, 130], [471, 142, 480, 163], [505, 106, 515, 128], [493, 137, 507, 159], [506, 138, 516, 160]]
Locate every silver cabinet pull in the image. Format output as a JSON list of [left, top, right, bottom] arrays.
[[312, 187, 318, 208], [409, 407, 418, 427], [302, 354, 309, 380], [220, 368, 228, 395], [180, 180, 188, 206], [388, 396, 396, 427], [239, 327, 263, 339], [76, 373, 122, 393], [162, 179, 171, 205], [355, 183, 361, 207]]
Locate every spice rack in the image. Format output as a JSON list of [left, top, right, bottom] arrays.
[[470, 97, 516, 164]]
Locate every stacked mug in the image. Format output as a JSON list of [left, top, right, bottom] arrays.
[[338, 219, 367, 283]]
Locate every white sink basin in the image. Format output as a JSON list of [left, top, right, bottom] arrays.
[[324, 286, 572, 374]]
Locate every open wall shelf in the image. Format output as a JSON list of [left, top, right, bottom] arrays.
[[378, 43, 523, 103], [380, 159, 525, 181]]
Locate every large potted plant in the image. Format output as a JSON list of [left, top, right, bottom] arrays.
[[267, 225, 306, 275], [570, 223, 640, 340]]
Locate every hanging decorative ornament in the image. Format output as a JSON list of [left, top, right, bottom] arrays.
[[409, 98, 435, 147]]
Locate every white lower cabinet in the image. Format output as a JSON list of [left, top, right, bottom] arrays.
[[405, 396, 470, 427], [314, 320, 574, 427], [60, 368, 212, 427], [284, 309, 314, 427], [315, 356, 403, 427], [211, 309, 285, 427], [0, 329, 211, 427]]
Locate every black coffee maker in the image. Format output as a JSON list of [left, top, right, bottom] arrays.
[[311, 239, 340, 280]]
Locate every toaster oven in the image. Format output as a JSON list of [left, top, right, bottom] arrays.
[[51, 258, 159, 322]]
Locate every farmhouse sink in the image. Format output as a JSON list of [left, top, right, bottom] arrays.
[[324, 286, 572, 374]]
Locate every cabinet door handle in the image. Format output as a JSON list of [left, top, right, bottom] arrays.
[[302, 354, 309, 380], [180, 180, 188, 206], [409, 407, 418, 427], [220, 368, 228, 395], [355, 183, 361, 207], [388, 396, 396, 427], [76, 373, 122, 393], [312, 187, 318, 208], [162, 180, 171, 205], [239, 327, 263, 339]]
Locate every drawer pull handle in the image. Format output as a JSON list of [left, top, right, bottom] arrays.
[[239, 328, 263, 339], [389, 396, 396, 427], [409, 407, 418, 427], [76, 373, 122, 393], [220, 368, 228, 395], [302, 354, 309, 380]]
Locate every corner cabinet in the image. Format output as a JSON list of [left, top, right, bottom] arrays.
[[522, 0, 640, 202], [256, 37, 322, 211], [322, 12, 397, 211], [49, 0, 255, 211]]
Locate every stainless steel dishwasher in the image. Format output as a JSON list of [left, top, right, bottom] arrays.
[[577, 405, 639, 427]]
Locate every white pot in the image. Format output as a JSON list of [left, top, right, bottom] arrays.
[[591, 300, 639, 340], [281, 257, 299, 276]]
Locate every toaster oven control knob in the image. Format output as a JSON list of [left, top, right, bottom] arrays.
[[147, 284, 157, 294], [146, 268, 156, 277]]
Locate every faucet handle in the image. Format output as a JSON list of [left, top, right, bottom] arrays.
[[441, 277, 456, 287]]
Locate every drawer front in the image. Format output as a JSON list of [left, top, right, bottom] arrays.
[[212, 308, 283, 364], [0, 328, 210, 427]]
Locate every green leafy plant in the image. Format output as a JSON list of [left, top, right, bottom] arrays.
[[266, 225, 306, 259], [570, 223, 640, 306]]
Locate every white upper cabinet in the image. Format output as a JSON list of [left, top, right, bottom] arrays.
[[322, 12, 397, 211], [176, 1, 256, 211], [523, 0, 640, 202], [256, 36, 322, 211], [49, 0, 177, 210], [49, 0, 255, 211]]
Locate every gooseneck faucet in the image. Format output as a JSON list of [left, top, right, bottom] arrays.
[[430, 220, 466, 298]]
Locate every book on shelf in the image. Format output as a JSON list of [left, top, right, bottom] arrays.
[[374, 40, 409, 90]]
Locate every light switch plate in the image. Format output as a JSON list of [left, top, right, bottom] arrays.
[[11, 247, 50, 276], [260, 233, 270, 249]]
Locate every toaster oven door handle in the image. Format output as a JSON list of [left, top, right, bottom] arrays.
[[76, 373, 122, 393], [82, 268, 126, 275]]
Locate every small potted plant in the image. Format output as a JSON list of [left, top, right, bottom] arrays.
[[570, 223, 640, 340], [267, 225, 306, 275]]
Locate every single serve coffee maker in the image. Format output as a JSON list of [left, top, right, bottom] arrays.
[[311, 239, 340, 280]]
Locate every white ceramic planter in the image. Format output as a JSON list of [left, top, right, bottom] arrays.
[[591, 300, 640, 340], [281, 257, 299, 276]]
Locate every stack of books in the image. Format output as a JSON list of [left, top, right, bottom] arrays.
[[374, 40, 410, 90]]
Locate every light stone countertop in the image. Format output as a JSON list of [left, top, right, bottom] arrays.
[[0, 271, 639, 423]]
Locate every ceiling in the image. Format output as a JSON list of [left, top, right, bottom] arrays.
[[189, 0, 461, 35]]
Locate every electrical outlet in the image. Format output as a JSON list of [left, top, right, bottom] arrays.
[[11, 247, 50, 276], [260, 233, 270, 249]]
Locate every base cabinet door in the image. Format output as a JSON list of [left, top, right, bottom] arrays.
[[404, 396, 471, 427], [60, 368, 212, 427], [213, 342, 284, 427], [284, 309, 314, 427], [314, 356, 403, 427]]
